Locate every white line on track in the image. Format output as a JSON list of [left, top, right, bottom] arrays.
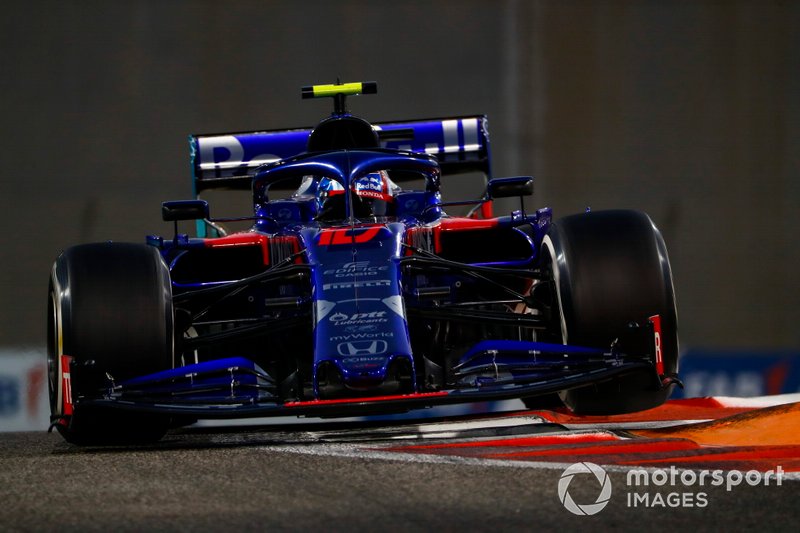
[[255, 441, 800, 480], [713, 393, 800, 408]]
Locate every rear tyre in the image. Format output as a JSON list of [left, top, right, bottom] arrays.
[[48, 243, 174, 444], [541, 210, 678, 415]]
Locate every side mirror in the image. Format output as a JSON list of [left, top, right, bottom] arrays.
[[162, 200, 209, 221], [487, 176, 534, 199]]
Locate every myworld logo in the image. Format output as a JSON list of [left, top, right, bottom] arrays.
[[558, 462, 612, 516]]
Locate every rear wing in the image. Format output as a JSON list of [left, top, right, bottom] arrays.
[[189, 115, 491, 195]]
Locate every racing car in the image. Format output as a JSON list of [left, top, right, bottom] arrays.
[[47, 81, 680, 444]]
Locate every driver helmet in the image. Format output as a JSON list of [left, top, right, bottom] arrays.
[[309, 176, 344, 211], [351, 170, 397, 216]]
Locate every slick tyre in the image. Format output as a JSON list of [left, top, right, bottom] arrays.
[[48, 242, 174, 444], [542, 210, 679, 415]]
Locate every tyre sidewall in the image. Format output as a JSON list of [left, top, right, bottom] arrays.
[[48, 242, 174, 443], [543, 210, 679, 414]]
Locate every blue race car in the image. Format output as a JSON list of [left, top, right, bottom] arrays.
[[47, 82, 680, 444]]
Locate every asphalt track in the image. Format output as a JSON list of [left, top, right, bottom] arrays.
[[1, 399, 798, 532]]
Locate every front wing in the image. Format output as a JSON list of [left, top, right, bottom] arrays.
[[65, 336, 670, 420]]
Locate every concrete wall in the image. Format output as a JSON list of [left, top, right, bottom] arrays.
[[1, 1, 797, 352]]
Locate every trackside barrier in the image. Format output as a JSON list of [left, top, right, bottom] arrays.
[[0, 348, 49, 432], [672, 349, 800, 398]]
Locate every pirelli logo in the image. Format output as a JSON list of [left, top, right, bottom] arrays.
[[323, 280, 392, 290]]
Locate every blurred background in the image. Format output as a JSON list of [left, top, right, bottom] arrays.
[[1, 1, 798, 428]]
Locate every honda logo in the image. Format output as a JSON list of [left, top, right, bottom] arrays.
[[336, 340, 388, 356]]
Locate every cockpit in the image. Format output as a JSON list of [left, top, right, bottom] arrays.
[[252, 150, 443, 230], [292, 170, 400, 221]]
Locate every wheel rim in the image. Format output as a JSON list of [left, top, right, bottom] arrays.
[[541, 235, 568, 345], [47, 287, 61, 414]]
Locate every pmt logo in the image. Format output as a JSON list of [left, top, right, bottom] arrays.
[[329, 311, 387, 326], [558, 462, 612, 516]]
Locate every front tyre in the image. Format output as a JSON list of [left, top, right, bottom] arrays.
[[543, 210, 679, 415], [48, 243, 174, 444]]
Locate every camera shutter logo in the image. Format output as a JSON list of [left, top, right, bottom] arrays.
[[558, 462, 612, 516]]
